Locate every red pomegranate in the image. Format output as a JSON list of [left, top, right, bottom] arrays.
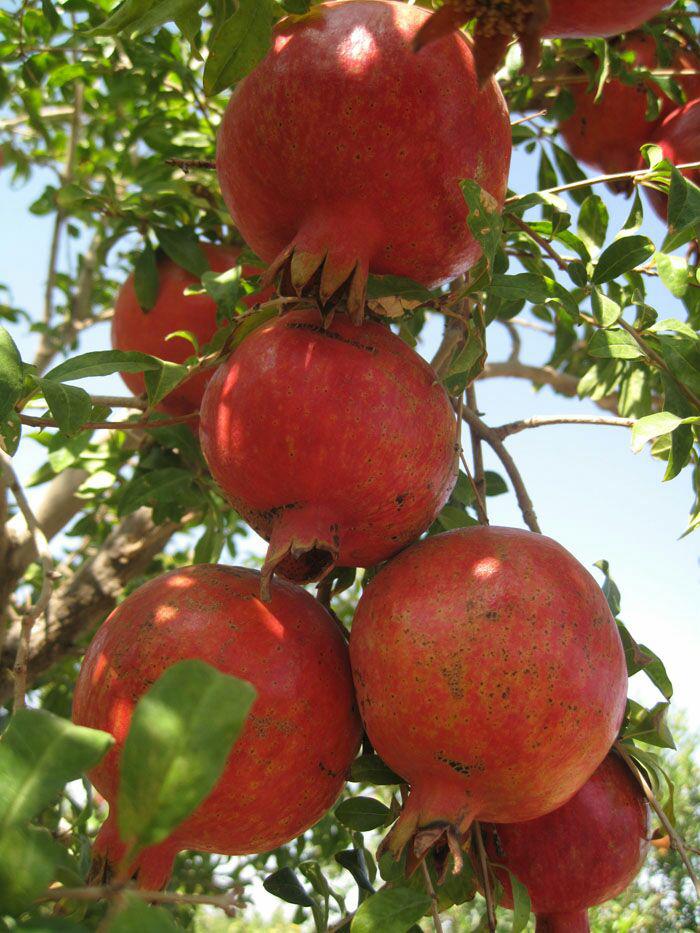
[[72, 564, 362, 888], [412, 1, 671, 81], [480, 753, 651, 932], [199, 308, 458, 597], [216, 0, 511, 322], [644, 98, 700, 219], [559, 35, 700, 177], [112, 244, 268, 416], [349, 526, 628, 863]]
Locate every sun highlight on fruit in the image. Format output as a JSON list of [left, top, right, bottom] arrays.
[[216, 0, 511, 322], [72, 564, 362, 889], [199, 308, 458, 598], [349, 526, 628, 865], [479, 753, 651, 932]]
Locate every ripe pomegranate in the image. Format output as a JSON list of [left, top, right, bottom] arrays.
[[112, 244, 269, 416], [559, 35, 700, 177], [479, 753, 651, 932], [199, 308, 458, 598], [349, 526, 627, 863], [72, 564, 362, 888], [412, 1, 670, 82], [644, 98, 700, 219], [216, 0, 511, 323]]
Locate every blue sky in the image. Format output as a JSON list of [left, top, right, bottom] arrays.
[[1, 144, 698, 731]]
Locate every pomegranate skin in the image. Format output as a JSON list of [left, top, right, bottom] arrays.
[[645, 98, 700, 219], [199, 309, 457, 595], [349, 526, 628, 859], [216, 0, 511, 321], [112, 244, 268, 416], [72, 564, 362, 888], [559, 35, 700, 176], [542, 0, 670, 37], [481, 754, 651, 931]]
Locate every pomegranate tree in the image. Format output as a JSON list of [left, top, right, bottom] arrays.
[[112, 243, 267, 416], [645, 98, 700, 219], [72, 564, 362, 889], [216, 0, 511, 322], [559, 35, 700, 177], [349, 526, 627, 862], [199, 308, 458, 597], [480, 754, 651, 931]]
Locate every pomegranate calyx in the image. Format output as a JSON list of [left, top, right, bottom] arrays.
[[414, 0, 551, 84], [260, 504, 340, 600]]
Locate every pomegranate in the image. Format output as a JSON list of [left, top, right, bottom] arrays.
[[199, 308, 458, 598], [349, 526, 627, 864], [559, 35, 700, 177], [412, 1, 670, 82], [644, 98, 700, 219], [216, 0, 511, 323], [112, 244, 268, 416], [479, 753, 650, 932], [72, 564, 362, 888]]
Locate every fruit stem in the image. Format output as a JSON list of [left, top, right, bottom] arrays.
[[473, 822, 497, 932], [615, 741, 700, 898], [420, 859, 445, 933]]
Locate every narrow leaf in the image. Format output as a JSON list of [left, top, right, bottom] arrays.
[[631, 412, 683, 453], [45, 350, 161, 383], [203, 0, 275, 96], [36, 378, 92, 435], [134, 240, 160, 312], [0, 325, 24, 421], [592, 236, 655, 284], [156, 228, 209, 278]]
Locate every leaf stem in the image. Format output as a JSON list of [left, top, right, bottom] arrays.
[[420, 860, 445, 933], [493, 414, 634, 439]]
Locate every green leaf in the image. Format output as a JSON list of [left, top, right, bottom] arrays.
[[0, 825, 62, 914], [587, 329, 644, 360], [365, 275, 434, 302], [335, 796, 392, 832], [620, 189, 645, 236], [143, 361, 189, 407], [202, 265, 243, 317], [350, 754, 403, 785], [91, 0, 203, 37], [616, 621, 673, 699], [351, 887, 431, 933], [443, 303, 487, 393], [664, 167, 700, 251], [577, 194, 608, 252], [44, 350, 161, 383], [109, 895, 180, 932], [156, 228, 209, 278], [462, 180, 504, 274], [118, 659, 256, 851], [204, 0, 275, 97], [134, 240, 160, 312], [590, 287, 621, 328], [335, 849, 375, 893], [508, 871, 532, 933], [624, 700, 676, 749], [35, 378, 92, 435], [0, 709, 113, 832], [117, 467, 195, 516], [631, 412, 683, 453], [593, 559, 621, 616], [654, 252, 689, 298], [0, 325, 24, 422], [263, 867, 314, 907], [592, 236, 655, 284]]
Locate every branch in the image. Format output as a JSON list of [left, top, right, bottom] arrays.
[[464, 387, 488, 523], [615, 742, 700, 899], [420, 860, 444, 933], [18, 411, 197, 431], [477, 360, 620, 414], [0, 450, 55, 708], [493, 414, 634, 440], [41, 884, 237, 914], [461, 407, 542, 534], [507, 213, 569, 271], [473, 823, 496, 932], [165, 157, 216, 172], [0, 507, 183, 705], [506, 161, 700, 203]]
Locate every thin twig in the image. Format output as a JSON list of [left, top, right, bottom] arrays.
[[0, 450, 55, 709], [465, 386, 488, 522], [506, 161, 700, 203], [507, 212, 569, 271], [420, 860, 444, 933], [40, 884, 238, 912], [457, 396, 489, 525], [473, 823, 496, 932], [615, 742, 700, 899], [493, 414, 634, 440], [18, 412, 197, 432], [510, 109, 547, 126], [461, 408, 542, 534], [166, 157, 216, 172], [88, 395, 147, 410]]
